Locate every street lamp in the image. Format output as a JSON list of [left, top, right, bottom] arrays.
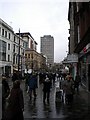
[[18, 28, 20, 72], [31, 52, 33, 73]]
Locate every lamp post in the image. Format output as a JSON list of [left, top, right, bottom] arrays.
[[31, 52, 33, 73], [18, 28, 20, 72]]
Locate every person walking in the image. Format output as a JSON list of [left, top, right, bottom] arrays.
[[2, 76, 10, 119], [28, 73, 38, 100], [42, 75, 51, 104], [24, 73, 30, 92], [12, 72, 18, 82], [74, 72, 81, 93], [5, 80, 24, 120], [63, 73, 74, 104]]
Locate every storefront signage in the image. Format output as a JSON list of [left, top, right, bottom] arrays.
[[67, 54, 78, 63]]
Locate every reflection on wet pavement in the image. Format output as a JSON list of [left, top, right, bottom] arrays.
[[22, 80, 90, 119]]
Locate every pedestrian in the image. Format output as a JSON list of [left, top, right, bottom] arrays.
[[28, 73, 38, 100], [12, 72, 18, 82], [24, 73, 30, 92], [52, 73, 56, 84], [74, 72, 81, 93], [42, 75, 51, 104], [5, 80, 24, 120], [2, 76, 10, 119], [62, 72, 67, 80], [63, 73, 74, 104]]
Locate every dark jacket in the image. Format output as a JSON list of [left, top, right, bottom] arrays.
[[28, 74, 38, 90], [5, 82, 24, 120], [2, 78, 10, 99], [2, 78, 10, 112], [74, 74, 81, 87], [43, 77, 51, 92], [12, 73, 18, 82]]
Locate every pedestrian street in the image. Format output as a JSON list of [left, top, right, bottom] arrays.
[[20, 78, 90, 119]]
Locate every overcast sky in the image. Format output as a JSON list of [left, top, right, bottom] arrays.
[[0, 0, 70, 63]]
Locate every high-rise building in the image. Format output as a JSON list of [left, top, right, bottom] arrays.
[[40, 35, 54, 66]]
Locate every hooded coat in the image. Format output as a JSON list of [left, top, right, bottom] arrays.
[[5, 81, 24, 120]]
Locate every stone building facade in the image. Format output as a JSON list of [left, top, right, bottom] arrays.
[[68, 2, 90, 91], [25, 49, 46, 73], [0, 18, 14, 76]]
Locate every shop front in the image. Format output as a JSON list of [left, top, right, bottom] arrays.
[[63, 54, 78, 80], [79, 45, 90, 91]]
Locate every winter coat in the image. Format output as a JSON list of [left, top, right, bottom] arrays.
[[2, 78, 10, 112], [63, 79, 74, 95], [5, 87, 24, 120], [43, 77, 51, 92], [12, 73, 18, 82], [2, 78, 10, 99], [28, 75, 38, 90], [74, 75, 81, 87]]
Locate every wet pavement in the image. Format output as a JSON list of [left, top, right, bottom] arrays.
[[1, 77, 90, 120], [21, 78, 90, 119]]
